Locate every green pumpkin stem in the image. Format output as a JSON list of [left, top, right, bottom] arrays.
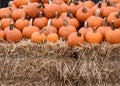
[[103, 18, 108, 27], [82, 7, 87, 13], [111, 20, 115, 30], [116, 11, 120, 18], [77, 31, 82, 37]]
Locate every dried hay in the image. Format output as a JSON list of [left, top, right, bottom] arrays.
[[0, 40, 120, 86]]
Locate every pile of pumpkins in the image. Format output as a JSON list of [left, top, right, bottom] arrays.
[[0, 0, 120, 47]]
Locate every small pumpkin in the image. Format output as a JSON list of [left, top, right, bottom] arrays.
[[83, 0, 95, 8], [5, 19, 22, 42], [107, 11, 120, 28], [85, 27, 103, 43], [33, 11, 48, 29], [87, 9, 103, 28], [105, 20, 120, 43], [58, 19, 77, 40], [15, 13, 29, 31], [42, 19, 57, 36], [13, 0, 28, 8], [31, 28, 47, 43], [68, 31, 84, 47], [76, 6, 93, 23], [22, 18, 40, 38], [0, 14, 14, 30], [0, 8, 11, 19]]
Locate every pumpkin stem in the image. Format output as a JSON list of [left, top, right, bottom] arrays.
[[64, 19, 69, 26], [106, 0, 111, 6], [93, 27, 97, 33], [103, 18, 108, 27], [95, 9, 100, 17], [48, 0, 53, 4], [29, 18, 33, 26], [84, 21, 88, 28], [111, 2, 116, 7], [48, 19, 52, 34], [77, 31, 82, 37], [67, 10, 71, 17], [115, 11, 120, 18], [73, 0, 79, 5], [111, 20, 115, 30], [4, 14, 9, 19], [21, 13, 26, 20], [82, 7, 87, 13], [10, 18, 14, 30], [37, 3, 43, 8], [8, 1, 13, 7], [98, 1, 102, 8], [39, 0, 45, 8], [38, 11, 43, 18], [55, 12, 59, 18], [0, 23, 2, 29], [67, 0, 72, 5], [39, 28, 46, 34], [27, 0, 30, 7]]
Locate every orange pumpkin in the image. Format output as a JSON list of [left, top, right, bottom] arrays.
[[76, 6, 93, 23], [31, 28, 47, 43], [42, 19, 57, 36], [68, 32, 84, 47], [11, 8, 25, 21], [5, 19, 22, 42], [52, 12, 64, 29], [8, 1, 17, 11], [33, 12, 48, 29], [85, 27, 103, 43], [58, 19, 77, 40], [0, 14, 14, 30], [43, 0, 62, 18], [107, 11, 120, 28], [83, 0, 95, 8], [87, 9, 103, 28], [26, 2, 43, 18], [30, 0, 40, 2], [105, 20, 120, 43], [0, 8, 11, 19], [22, 18, 40, 38], [109, 0, 120, 5], [13, 0, 28, 8], [15, 13, 29, 31]]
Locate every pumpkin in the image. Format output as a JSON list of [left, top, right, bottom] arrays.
[[98, 18, 111, 38], [60, 3, 70, 13], [87, 9, 103, 28], [76, 6, 93, 23], [102, 0, 119, 17], [5, 19, 22, 42], [19, 5, 28, 13], [52, 12, 64, 29], [85, 27, 103, 43], [33, 11, 48, 29], [8, 1, 17, 11], [68, 0, 84, 17], [116, 2, 120, 9], [58, 19, 77, 40], [13, 0, 28, 8], [68, 31, 84, 47], [66, 11, 80, 29], [0, 14, 14, 30], [0, 23, 5, 42], [79, 21, 92, 36], [30, 0, 40, 2], [26, 2, 43, 18], [107, 11, 120, 28], [52, 0, 65, 5], [15, 13, 29, 31], [83, 0, 95, 8], [105, 20, 120, 43], [0, 8, 11, 19], [46, 20, 59, 43], [11, 8, 25, 21], [42, 19, 57, 36], [109, 0, 120, 5], [31, 28, 47, 43], [22, 18, 40, 38], [43, 0, 62, 18]]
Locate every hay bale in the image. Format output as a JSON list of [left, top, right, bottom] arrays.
[[0, 40, 120, 86]]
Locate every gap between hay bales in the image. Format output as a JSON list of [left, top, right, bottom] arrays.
[[0, 40, 120, 86]]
